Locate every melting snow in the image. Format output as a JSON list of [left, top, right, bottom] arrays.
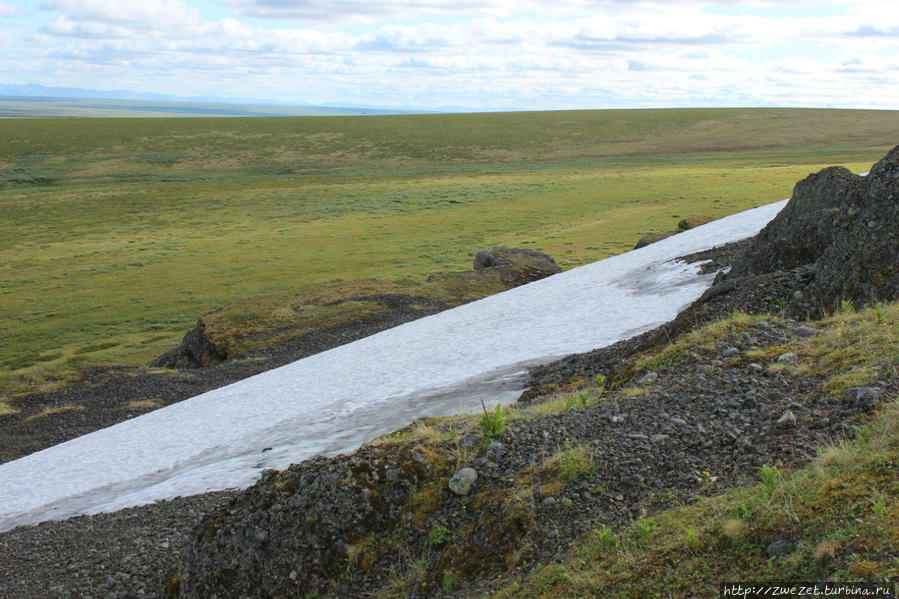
[[0, 200, 787, 532]]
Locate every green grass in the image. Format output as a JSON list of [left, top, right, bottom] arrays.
[[2, 107, 898, 409]]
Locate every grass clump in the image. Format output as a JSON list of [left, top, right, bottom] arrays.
[[542, 444, 596, 482], [480, 402, 507, 439]]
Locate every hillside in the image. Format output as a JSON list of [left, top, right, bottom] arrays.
[[0, 147, 897, 597], [2, 107, 898, 413]]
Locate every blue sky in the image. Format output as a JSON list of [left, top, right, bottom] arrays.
[[1, 0, 897, 110]]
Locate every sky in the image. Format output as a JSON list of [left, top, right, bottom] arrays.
[[0, 0, 897, 111]]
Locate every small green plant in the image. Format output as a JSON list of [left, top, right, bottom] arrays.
[[756, 463, 781, 498], [869, 496, 886, 519], [683, 524, 698, 547], [594, 374, 607, 389], [875, 305, 886, 325], [592, 526, 618, 550], [442, 569, 461, 592], [479, 401, 506, 438], [426, 524, 453, 548], [556, 445, 595, 480], [633, 516, 654, 541], [840, 299, 856, 314]]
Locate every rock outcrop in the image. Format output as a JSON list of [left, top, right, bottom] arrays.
[[685, 145, 899, 321], [149, 320, 225, 369], [471, 246, 562, 285]]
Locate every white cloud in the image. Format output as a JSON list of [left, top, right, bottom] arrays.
[[1, 0, 895, 110], [41, 0, 201, 26], [0, 1, 21, 17]]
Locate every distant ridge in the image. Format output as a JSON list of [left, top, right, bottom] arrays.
[[0, 85, 430, 117]]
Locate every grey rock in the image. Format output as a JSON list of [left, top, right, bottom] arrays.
[[844, 387, 880, 405], [754, 320, 770, 329], [766, 538, 792, 558], [748, 363, 763, 373], [650, 434, 670, 443], [776, 352, 799, 365], [669, 417, 687, 426], [722, 347, 739, 358], [448, 467, 478, 496], [459, 433, 481, 449], [485, 441, 506, 461], [795, 325, 822, 337], [775, 410, 797, 428]]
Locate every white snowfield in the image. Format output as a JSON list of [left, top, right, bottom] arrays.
[[0, 199, 787, 532]]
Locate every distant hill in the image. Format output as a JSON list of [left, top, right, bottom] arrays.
[[0, 87, 428, 118]]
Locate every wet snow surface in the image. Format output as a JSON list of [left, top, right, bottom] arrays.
[[0, 200, 787, 532]]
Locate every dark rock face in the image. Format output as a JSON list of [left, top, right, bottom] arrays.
[[178, 444, 440, 598], [149, 320, 225, 369], [472, 246, 562, 285], [724, 145, 899, 316]]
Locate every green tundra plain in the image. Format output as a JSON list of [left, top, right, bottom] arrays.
[[2, 107, 899, 409]]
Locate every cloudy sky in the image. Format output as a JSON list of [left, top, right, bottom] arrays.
[[1, 0, 897, 110]]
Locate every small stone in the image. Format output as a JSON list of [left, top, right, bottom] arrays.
[[766, 538, 791, 558], [542, 496, 556, 506], [776, 352, 799, 365], [748, 363, 763, 373], [775, 410, 797, 428], [448, 467, 478, 496], [650, 434, 669, 443], [795, 326, 822, 338], [546, 527, 560, 538], [722, 347, 739, 358], [637, 371, 657, 385], [710, 359, 723, 366], [626, 433, 649, 440], [844, 387, 880, 405], [460, 433, 481, 448], [610, 415, 625, 424], [251, 528, 268, 544], [486, 441, 506, 461], [754, 321, 770, 330], [669, 417, 687, 426]]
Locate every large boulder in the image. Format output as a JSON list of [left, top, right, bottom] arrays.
[[149, 320, 225, 369], [472, 247, 562, 286]]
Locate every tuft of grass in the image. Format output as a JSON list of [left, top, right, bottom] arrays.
[[480, 402, 507, 438], [541, 444, 596, 482], [123, 398, 166, 411]]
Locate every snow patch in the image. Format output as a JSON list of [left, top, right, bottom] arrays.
[[0, 200, 787, 532]]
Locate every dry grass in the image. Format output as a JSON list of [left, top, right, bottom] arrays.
[[24, 404, 84, 422]]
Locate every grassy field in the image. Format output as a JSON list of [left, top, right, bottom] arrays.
[[2, 107, 898, 409]]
